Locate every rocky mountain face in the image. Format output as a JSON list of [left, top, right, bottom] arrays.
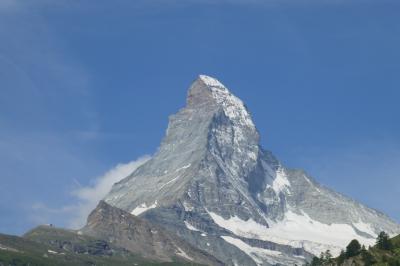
[[4, 203, 216, 266], [82, 201, 223, 266], [104, 75, 400, 266], [24, 225, 123, 257]]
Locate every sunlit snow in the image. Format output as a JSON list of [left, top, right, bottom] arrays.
[[353, 221, 376, 237], [184, 221, 201, 232], [175, 164, 191, 172], [221, 236, 298, 266], [270, 169, 291, 194], [176, 247, 193, 261], [199, 74, 226, 88], [131, 201, 158, 216], [48, 250, 58, 254], [209, 210, 375, 256]]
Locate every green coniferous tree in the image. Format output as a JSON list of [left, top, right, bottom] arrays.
[[361, 247, 375, 266], [376, 231, 393, 250], [310, 256, 322, 266], [345, 239, 361, 258], [337, 250, 346, 265], [324, 250, 333, 264]]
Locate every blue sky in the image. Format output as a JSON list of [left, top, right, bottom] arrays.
[[0, 0, 399, 235]]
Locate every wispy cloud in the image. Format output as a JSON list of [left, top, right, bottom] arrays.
[[30, 156, 151, 229], [68, 156, 151, 228]]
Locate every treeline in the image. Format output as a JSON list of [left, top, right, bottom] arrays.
[[305, 231, 400, 266]]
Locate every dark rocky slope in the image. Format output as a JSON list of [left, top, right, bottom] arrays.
[[82, 201, 223, 266]]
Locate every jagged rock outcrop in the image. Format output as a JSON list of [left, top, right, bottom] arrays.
[[82, 201, 223, 265]]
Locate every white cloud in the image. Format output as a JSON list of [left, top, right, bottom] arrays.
[[30, 156, 151, 229], [68, 156, 151, 228]]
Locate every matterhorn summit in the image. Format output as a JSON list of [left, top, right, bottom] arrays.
[[104, 75, 400, 266]]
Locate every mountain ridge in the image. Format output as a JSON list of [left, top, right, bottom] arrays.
[[103, 75, 400, 265], [82, 200, 223, 265]]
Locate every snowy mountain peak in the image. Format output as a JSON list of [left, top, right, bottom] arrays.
[[198, 74, 227, 89], [104, 75, 400, 266], [188, 75, 256, 130]]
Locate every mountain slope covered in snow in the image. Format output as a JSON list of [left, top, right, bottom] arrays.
[[104, 75, 400, 266]]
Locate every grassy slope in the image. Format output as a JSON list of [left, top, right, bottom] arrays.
[[368, 235, 400, 266], [0, 227, 201, 266]]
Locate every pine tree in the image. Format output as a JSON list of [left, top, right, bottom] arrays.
[[319, 252, 325, 263], [310, 256, 322, 266], [325, 250, 332, 259], [337, 250, 346, 265], [345, 239, 361, 258], [361, 248, 375, 266], [324, 250, 333, 264], [376, 231, 393, 250]]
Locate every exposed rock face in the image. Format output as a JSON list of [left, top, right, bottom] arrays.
[[82, 201, 223, 266], [24, 225, 117, 256], [104, 75, 400, 265]]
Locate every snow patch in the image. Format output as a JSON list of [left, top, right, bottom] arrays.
[[208, 210, 375, 256], [183, 201, 194, 212], [210, 87, 255, 129], [184, 221, 201, 232], [353, 221, 376, 237], [303, 174, 321, 193], [271, 169, 291, 194], [221, 236, 287, 266], [159, 174, 183, 190], [131, 201, 158, 216], [199, 74, 226, 88], [248, 151, 257, 161], [158, 174, 182, 190], [48, 250, 58, 254], [176, 247, 193, 261], [175, 164, 191, 172]]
